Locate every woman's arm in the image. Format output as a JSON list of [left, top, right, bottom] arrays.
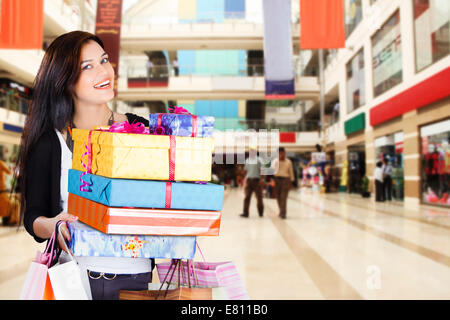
[[23, 132, 77, 244]]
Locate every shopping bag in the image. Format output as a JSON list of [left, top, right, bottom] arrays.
[[47, 223, 91, 300], [156, 245, 249, 300], [19, 221, 64, 300], [19, 262, 53, 300]]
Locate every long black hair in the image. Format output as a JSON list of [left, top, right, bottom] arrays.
[[16, 31, 105, 224]]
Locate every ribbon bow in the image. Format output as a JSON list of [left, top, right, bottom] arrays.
[[108, 121, 150, 134], [168, 106, 192, 115]]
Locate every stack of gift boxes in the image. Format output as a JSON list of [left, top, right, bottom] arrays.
[[66, 111, 223, 263]]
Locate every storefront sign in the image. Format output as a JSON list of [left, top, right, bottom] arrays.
[[2, 123, 23, 133], [370, 67, 450, 126], [95, 0, 123, 95], [344, 112, 365, 135], [394, 132, 403, 154], [279, 132, 296, 143], [395, 141, 403, 154]]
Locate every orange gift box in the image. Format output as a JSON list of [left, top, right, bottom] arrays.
[[68, 193, 221, 236]]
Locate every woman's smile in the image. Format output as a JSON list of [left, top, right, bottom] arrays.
[[93, 78, 112, 90]]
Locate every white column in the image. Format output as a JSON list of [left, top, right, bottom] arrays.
[[400, 0, 416, 80]]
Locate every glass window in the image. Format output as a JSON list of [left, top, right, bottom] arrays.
[[372, 10, 402, 97], [413, 0, 450, 72], [374, 132, 404, 201], [346, 49, 365, 113], [345, 0, 363, 37], [420, 119, 450, 207]]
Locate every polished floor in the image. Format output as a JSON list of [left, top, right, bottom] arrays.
[[0, 187, 449, 300]]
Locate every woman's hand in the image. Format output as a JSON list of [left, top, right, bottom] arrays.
[[53, 212, 78, 254]]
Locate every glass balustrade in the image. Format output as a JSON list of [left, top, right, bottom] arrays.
[[121, 11, 299, 27], [119, 63, 313, 79], [212, 119, 319, 132]]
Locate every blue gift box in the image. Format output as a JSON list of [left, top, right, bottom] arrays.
[[68, 221, 196, 259], [68, 169, 224, 211], [148, 113, 214, 138]]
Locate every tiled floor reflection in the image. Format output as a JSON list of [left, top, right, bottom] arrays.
[[1, 187, 449, 299]]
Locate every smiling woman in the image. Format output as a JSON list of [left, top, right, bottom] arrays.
[[16, 31, 152, 300]]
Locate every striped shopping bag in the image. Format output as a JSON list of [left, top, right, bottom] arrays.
[[156, 246, 249, 300]]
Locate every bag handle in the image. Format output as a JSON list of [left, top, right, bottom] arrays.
[[184, 243, 206, 287], [57, 222, 76, 262], [43, 220, 64, 267], [196, 242, 206, 263]]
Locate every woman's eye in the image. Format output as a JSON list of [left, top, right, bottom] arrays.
[[82, 64, 92, 71], [101, 57, 109, 64]]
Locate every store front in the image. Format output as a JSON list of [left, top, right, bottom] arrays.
[[420, 119, 450, 207], [343, 113, 366, 194], [374, 132, 404, 201], [0, 129, 21, 224], [347, 143, 366, 195]]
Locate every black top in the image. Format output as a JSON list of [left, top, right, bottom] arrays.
[[24, 113, 149, 243]]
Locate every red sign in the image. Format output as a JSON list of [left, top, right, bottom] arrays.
[[279, 132, 296, 143], [95, 0, 123, 95], [299, 0, 345, 49], [370, 67, 450, 126], [0, 0, 44, 49], [395, 142, 403, 154]]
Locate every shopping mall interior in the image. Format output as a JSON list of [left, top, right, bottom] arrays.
[[0, 0, 449, 301]]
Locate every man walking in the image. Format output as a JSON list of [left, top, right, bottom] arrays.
[[240, 146, 264, 218], [272, 147, 295, 219]]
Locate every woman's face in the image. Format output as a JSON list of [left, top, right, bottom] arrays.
[[74, 40, 115, 106]]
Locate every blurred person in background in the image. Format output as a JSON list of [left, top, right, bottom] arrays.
[[146, 59, 153, 81], [240, 146, 264, 218], [324, 163, 331, 193], [374, 161, 385, 202], [272, 147, 295, 219], [173, 58, 179, 76], [383, 157, 393, 201]]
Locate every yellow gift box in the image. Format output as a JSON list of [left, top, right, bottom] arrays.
[[72, 128, 214, 181]]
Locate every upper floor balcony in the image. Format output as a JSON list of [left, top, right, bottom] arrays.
[[117, 63, 319, 101], [121, 15, 300, 51]]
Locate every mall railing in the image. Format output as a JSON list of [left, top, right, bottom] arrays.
[[120, 63, 311, 80], [122, 11, 300, 29], [213, 119, 319, 132]]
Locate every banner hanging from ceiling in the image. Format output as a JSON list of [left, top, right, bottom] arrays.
[[300, 0, 345, 49], [95, 0, 123, 95], [262, 0, 295, 99], [0, 0, 44, 49]]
